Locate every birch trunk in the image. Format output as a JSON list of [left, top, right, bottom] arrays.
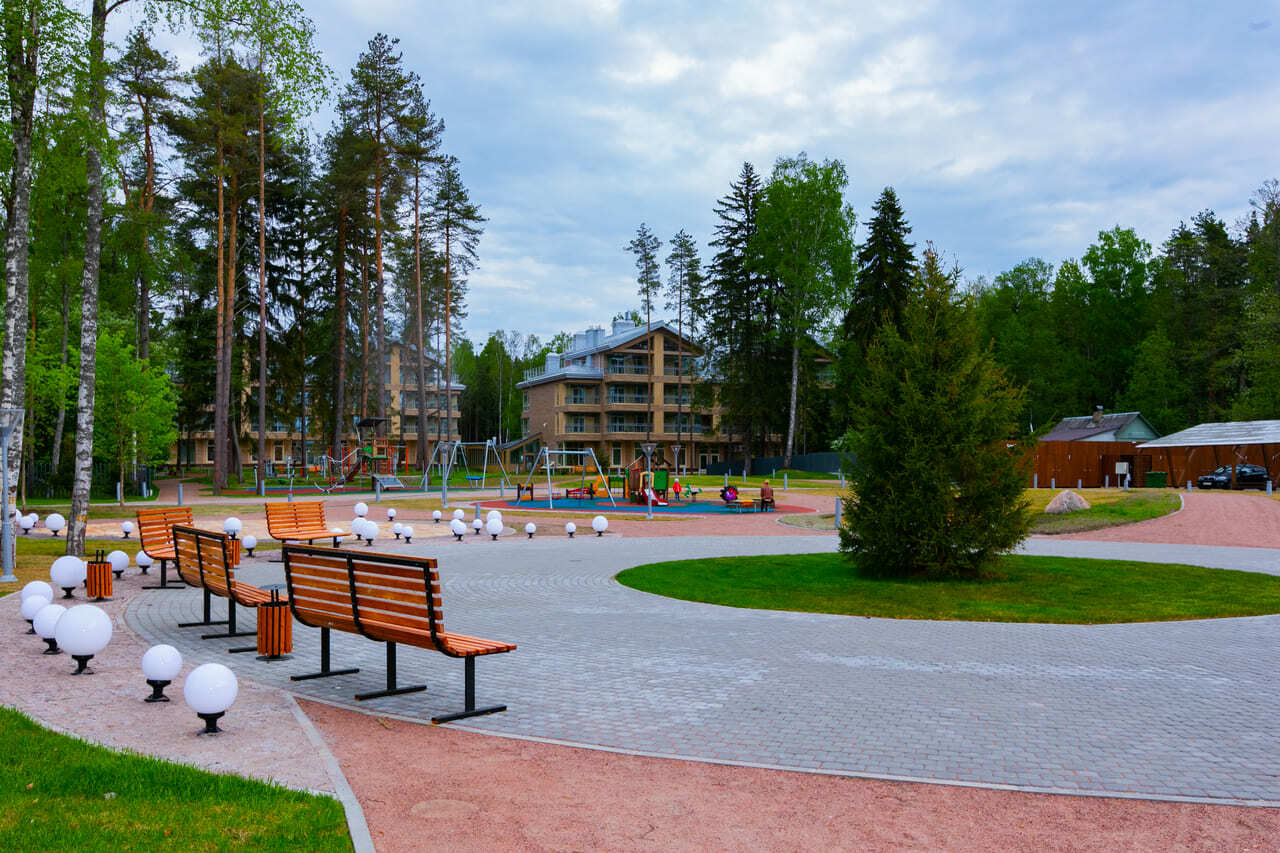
[[68, 0, 110, 556], [256, 54, 267, 492], [50, 274, 69, 470], [783, 339, 799, 469], [2, 0, 40, 559]]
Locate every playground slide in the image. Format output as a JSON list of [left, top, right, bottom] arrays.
[[643, 487, 668, 507]]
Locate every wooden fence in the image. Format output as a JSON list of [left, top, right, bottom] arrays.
[[1032, 441, 1280, 488]]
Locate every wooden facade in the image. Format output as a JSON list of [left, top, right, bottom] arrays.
[[1033, 441, 1280, 488]]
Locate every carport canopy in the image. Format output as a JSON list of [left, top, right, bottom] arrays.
[[1138, 420, 1280, 487]]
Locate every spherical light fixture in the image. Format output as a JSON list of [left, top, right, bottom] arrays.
[[55, 604, 113, 675], [449, 519, 466, 541], [353, 502, 369, 518], [386, 507, 397, 521], [452, 509, 465, 521], [362, 521, 379, 546], [485, 517, 503, 540], [106, 550, 130, 579], [392, 522, 404, 540], [471, 518, 483, 535], [50, 555, 86, 599], [350, 519, 367, 540], [120, 521, 134, 539], [136, 552, 154, 575], [18, 514, 35, 535], [45, 513, 65, 537], [432, 510, 442, 523], [21, 594, 51, 633], [33, 603, 67, 654], [402, 525, 414, 544], [222, 517, 242, 538], [485, 510, 502, 524], [21, 580, 54, 602], [183, 662, 238, 735], [565, 522, 576, 538], [141, 644, 183, 702], [242, 535, 258, 557], [524, 522, 536, 539], [592, 515, 609, 537]]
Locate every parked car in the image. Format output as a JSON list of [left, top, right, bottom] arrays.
[[1196, 464, 1269, 489]]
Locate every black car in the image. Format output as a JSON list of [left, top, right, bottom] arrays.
[[1196, 464, 1269, 489]]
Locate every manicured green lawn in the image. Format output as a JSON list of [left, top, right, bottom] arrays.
[[616, 553, 1280, 623], [0, 707, 351, 851], [1027, 489, 1182, 534]]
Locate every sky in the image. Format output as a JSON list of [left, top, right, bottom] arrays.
[[116, 1, 1280, 345]]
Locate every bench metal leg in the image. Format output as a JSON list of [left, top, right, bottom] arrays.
[[354, 642, 427, 701], [292, 627, 359, 681], [201, 600, 254, 640], [179, 588, 229, 628], [431, 656, 506, 724], [142, 559, 186, 590]]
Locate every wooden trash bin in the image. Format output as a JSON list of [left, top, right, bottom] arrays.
[[229, 537, 241, 567], [86, 550, 112, 601], [256, 588, 292, 660]]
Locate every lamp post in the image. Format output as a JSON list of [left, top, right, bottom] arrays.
[[565, 522, 576, 538], [55, 604, 113, 674], [0, 408, 23, 582], [50, 556, 85, 599], [525, 522, 536, 539], [21, 594, 51, 634], [592, 515, 609, 537], [45, 512, 65, 538], [121, 521, 134, 539], [106, 550, 129, 579], [450, 519, 466, 541], [403, 525, 414, 544], [33, 603, 67, 654], [485, 517, 503, 540]]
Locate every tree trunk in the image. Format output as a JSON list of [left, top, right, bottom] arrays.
[[444, 225, 453, 444], [359, 234, 369, 419], [137, 89, 156, 361], [222, 183, 240, 487], [374, 152, 386, 428], [212, 44, 228, 494], [783, 339, 799, 469], [256, 54, 267, 494], [50, 273, 70, 471], [332, 208, 348, 461], [2, 0, 40, 561], [67, 0, 110, 556], [413, 169, 428, 468]]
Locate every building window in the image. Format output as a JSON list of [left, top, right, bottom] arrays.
[[522, 391, 530, 409], [608, 413, 649, 433], [273, 442, 284, 462], [663, 355, 695, 377], [663, 413, 711, 434], [607, 354, 648, 375], [206, 440, 216, 463], [607, 383, 648, 404], [567, 384, 599, 404], [566, 414, 598, 434], [611, 445, 622, 466]]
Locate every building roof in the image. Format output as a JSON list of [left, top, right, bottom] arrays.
[[1138, 420, 1280, 448], [1040, 411, 1157, 442], [518, 319, 698, 388]]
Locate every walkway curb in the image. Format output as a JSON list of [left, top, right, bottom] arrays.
[[288, 695, 376, 853]]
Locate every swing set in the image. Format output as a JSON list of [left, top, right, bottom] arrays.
[[520, 447, 616, 510], [421, 438, 513, 491]]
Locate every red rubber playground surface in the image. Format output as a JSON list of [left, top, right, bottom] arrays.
[[484, 497, 813, 514]]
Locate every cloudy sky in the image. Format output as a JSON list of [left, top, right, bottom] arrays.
[[122, 1, 1280, 344]]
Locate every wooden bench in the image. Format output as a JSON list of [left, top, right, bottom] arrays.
[[265, 501, 344, 550], [173, 525, 279, 649], [283, 544, 515, 723], [137, 507, 193, 590]]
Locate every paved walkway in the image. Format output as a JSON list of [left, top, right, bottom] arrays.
[[127, 532, 1280, 805]]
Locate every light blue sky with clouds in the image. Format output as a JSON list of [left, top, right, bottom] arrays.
[[125, 1, 1280, 344]]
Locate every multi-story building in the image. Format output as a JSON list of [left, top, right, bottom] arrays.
[[517, 318, 734, 471], [171, 342, 464, 472]]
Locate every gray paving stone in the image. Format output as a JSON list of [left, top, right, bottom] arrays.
[[125, 534, 1280, 804]]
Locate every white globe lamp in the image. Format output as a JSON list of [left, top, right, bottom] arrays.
[[402, 525, 414, 544], [21, 594, 51, 633], [18, 514, 35, 535], [21, 580, 54, 602], [222, 517, 242, 538], [432, 510, 442, 523], [452, 509, 465, 521], [471, 518, 483, 535], [386, 507, 397, 521], [45, 513, 65, 537], [50, 555, 86, 599], [485, 517, 503, 540], [353, 502, 369, 517], [242, 535, 258, 557], [362, 521, 379, 546], [55, 604, 113, 674], [392, 522, 404, 540], [449, 519, 466, 541], [592, 515, 609, 537], [141, 644, 183, 702], [485, 510, 502, 524], [33, 603, 67, 654], [136, 552, 154, 575], [106, 550, 130, 579], [565, 522, 576, 538], [524, 522, 536, 539], [120, 520, 134, 539], [183, 662, 238, 735]]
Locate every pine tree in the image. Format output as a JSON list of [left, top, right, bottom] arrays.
[[627, 222, 661, 441], [843, 185, 915, 347], [840, 245, 1031, 579], [664, 229, 702, 465]]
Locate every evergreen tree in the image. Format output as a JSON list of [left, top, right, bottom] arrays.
[[627, 222, 661, 441], [664, 229, 702, 461], [841, 245, 1031, 579], [843, 185, 915, 346]]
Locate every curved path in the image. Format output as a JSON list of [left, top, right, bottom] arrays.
[[1051, 489, 1280, 547], [127, 531, 1280, 806]]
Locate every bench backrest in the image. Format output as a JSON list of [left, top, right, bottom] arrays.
[[172, 525, 234, 593], [137, 507, 194, 555], [266, 501, 328, 535], [283, 544, 441, 639]]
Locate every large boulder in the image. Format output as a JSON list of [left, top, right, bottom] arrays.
[[1045, 489, 1091, 514]]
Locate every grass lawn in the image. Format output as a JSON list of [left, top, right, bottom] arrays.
[[0, 707, 350, 851], [1027, 488, 1181, 534], [615, 552, 1280, 623]]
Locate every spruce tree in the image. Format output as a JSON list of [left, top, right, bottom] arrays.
[[627, 222, 661, 441], [844, 186, 915, 347], [840, 244, 1031, 579]]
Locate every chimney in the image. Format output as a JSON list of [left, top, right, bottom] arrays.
[[612, 318, 634, 336], [545, 352, 560, 371], [1091, 405, 1104, 426], [588, 325, 604, 346], [572, 332, 588, 351]]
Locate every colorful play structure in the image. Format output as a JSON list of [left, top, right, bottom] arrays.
[[304, 417, 406, 494]]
